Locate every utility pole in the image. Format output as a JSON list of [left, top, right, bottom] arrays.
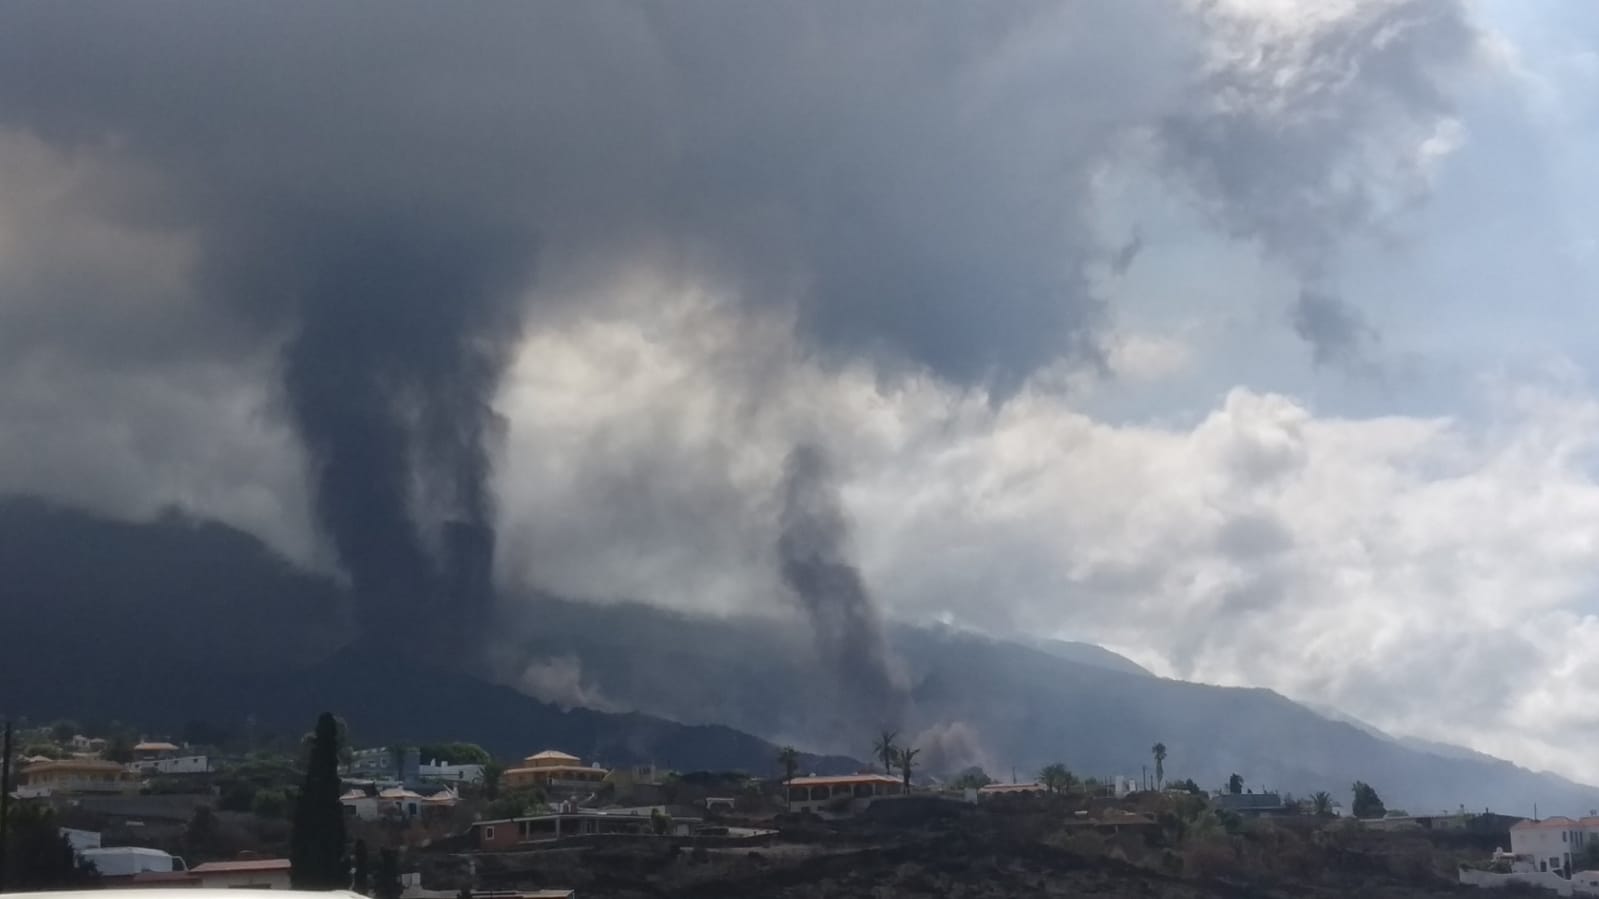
[[2, 717, 13, 894]]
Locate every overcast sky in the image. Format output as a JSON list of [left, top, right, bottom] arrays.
[[3, 0, 1599, 781]]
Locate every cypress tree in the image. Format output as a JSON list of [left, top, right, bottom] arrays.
[[374, 848, 402, 899], [290, 712, 347, 889]]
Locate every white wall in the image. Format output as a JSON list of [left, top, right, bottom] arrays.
[[131, 755, 211, 775], [418, 761, 484, 783], [1512, 826, 1583, 875]]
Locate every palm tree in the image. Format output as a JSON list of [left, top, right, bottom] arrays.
[[893, 745, 919, 793], [1038, 763, 1074, 794], [1311, 791, 1334, 817], [1151, 742, 1167, 790], [777, 746, 800, 809], [872, 730, 898, 776]]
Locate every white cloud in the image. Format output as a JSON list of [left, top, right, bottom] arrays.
[[490, 293, 1599, 782]]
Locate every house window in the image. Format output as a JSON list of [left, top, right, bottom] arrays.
[[483, 827, 495, 842], [1565, 832, 1570, 843]]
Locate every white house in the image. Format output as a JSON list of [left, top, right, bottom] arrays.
[[342, 786, 455, 821], [130, 755, 212, 776], [1509, 817, 1599, 876], [786, 773, 903, 815], [417, 759, 484, 784]]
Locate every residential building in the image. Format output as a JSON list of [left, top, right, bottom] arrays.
[[502, 750, 609, 792], [1510, 817, 1589, 875], [190, 858, 292, 889], [16, 758, 139, 796], [785, 773, 903, 814], [67, 735, 106, 754], [130, 754, 212, 776], [418, 759, 485, 784], [341, 786, 458, 821], [348, 747, 396, 778], [347, 746, 419, 781], [474, 811, 700, 850]]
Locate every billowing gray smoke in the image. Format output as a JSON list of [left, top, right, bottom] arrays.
[[778, 444, 908, 730], [0, 1, 1477, 660], [273, 218, 532, 649]]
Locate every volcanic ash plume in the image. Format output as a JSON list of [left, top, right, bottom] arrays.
[[777, 443, 908, 730]]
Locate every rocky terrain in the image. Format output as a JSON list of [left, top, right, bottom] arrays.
[[426, 795, 1503, 899]]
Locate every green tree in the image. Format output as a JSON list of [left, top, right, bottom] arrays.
[[102, 731, 136, 763], [1227, 773, 1244, 795], [350, 838, 370, 896], [373, 848, 402, 899], [290, 712, 347, 889], [1171, 778, 1203, 795], [417, 743, 490, 766], [1151, 742, 1167, 790], [893, 745, 919, 792], [301, 717, 353, 768], [1311, 791, 1335, 817], [485, 787, 548, 821], [252, 788, 290, 819], [1039, 763, 1074, 794], [481, 760, 503, 799], [48, 720, 80, 744], [2, 802, 100, 890], [185, 805, 222, 859], [872, 730, 898, 776], [777, 746, 800, 783], [1351, 781, 1386, 819]]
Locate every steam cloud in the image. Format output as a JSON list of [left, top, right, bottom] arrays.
[[778, 444, 908, 730]]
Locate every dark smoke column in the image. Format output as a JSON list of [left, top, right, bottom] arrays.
[[279, 219, 533, 657], [777, 443, 907, 731]]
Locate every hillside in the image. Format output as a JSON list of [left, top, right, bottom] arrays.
[[0, 496, 854, 775], [499, 595, 1599, 816], [4, 495, 1594, 814]]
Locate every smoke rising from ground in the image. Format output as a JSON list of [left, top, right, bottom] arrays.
[[778, 444, 908, 731]]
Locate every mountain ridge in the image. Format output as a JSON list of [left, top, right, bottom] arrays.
[[2, 494, 1590, 816]]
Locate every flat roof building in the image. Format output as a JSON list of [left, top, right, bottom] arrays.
[[786, 773, 903, 815]]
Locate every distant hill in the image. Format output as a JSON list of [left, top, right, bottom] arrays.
[[3, 495, 1593, 815], [1019, 636, 1153, 677], [500, 595, 1599, 817], [0, 496, 855, 775]]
